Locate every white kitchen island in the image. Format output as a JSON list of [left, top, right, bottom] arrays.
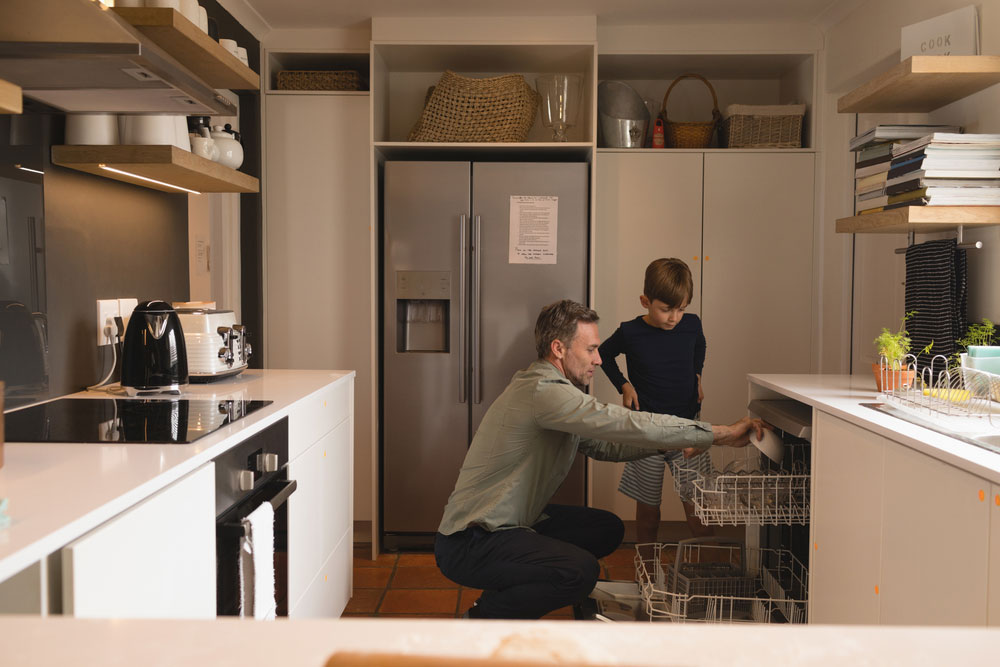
[[0, 369, 354, 619], [748, 374, 1000, 627]]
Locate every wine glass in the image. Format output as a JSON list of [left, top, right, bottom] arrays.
[[535, 74, 583, 142]]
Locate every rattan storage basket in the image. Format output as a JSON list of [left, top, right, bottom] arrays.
[[276, 70, 360, 91], [408, 70, 540, 143], [722, 104, 805, 148], [659, 74, 722, 149]]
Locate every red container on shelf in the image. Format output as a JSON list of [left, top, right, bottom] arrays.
[[652, 118, 665, 148]]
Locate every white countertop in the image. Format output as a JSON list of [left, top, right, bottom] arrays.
[[0, 369, 354, 583], [748, 373, 1000, 483], [0, 616, 997, 665]]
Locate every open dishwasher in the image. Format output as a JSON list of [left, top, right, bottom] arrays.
[[631, 397, 813, 623]]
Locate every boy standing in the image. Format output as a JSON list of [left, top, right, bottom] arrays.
[[598, 258, 713, 543]]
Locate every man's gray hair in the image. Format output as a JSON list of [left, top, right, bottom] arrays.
[[534, 299, 599, 359]]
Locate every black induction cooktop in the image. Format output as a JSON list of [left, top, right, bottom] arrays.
[[4, 397, 273, 444]]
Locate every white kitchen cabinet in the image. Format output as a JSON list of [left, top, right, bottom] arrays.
[[591, 150, 815, 515], [700, 152, 815, 424], [879, 443, 990, 625], [61, 463, 216, 619], [811, 409, 993, 625], [263, 92, 372, 548], [592, 151, 703, 517], [285, 380, 354, 618], [990, 483, 1000, 627], [809, 411, 883, 624]]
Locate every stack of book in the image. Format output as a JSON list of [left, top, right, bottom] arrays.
[[852, 124, 962, 214]]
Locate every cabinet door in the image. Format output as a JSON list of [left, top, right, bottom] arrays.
[[264, 94, 371, 537], [287, 418, 353, 617], [62, 463, 216, 619], [701, 153, 815, 424], [990, 484, 1000, 627], [810, 412, 883, 624], [879, 445, 990, 625], [592, 152, 703, 518]]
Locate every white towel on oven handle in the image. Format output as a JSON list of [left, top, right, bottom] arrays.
[[239, 500, 276, 620]]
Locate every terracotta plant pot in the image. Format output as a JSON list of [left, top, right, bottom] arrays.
[[871, 363, 915, 392]]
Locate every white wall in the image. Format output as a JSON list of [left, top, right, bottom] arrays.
[[821, 1, 1000, 374]]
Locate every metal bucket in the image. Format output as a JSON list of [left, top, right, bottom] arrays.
[[598, 80, 650, 148]]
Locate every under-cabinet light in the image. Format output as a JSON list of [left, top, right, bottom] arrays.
[[98, 164, 201, 195], [14, 164, 44, 175]]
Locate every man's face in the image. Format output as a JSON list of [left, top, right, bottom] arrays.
[[559, 321, 602, 388]]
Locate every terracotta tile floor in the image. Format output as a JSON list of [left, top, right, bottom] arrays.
[[345, 522, 746, 619]]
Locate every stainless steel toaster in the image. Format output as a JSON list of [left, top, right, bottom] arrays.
[[174, 308, 252, 382]]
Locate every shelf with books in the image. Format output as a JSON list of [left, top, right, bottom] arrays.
[[836, 206, 1000, 234], [838, 55, 1000, 113]]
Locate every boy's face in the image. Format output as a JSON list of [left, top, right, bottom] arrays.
[[640, 295, 688, 330]]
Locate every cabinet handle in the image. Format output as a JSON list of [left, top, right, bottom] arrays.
[[458, 214, 468, 404], [472, 214, 482, 405]]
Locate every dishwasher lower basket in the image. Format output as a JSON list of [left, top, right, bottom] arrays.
[[635, 539, 808, 624], [671, 441, 810, 526]]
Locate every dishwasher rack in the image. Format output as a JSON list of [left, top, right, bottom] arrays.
[[635, 539, 808, 624], [671, 442, 810, 526]]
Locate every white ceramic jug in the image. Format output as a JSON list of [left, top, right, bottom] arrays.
[[209, 125, 243, 169]]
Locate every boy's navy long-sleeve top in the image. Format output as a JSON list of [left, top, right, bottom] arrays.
[[598, 314, 706, 419]]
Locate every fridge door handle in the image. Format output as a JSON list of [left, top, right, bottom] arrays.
[[458, 214, 468, 404], [472, 214, 482, 405]]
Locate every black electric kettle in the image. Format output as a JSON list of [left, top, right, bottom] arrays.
[[121, 300, 188, 395]]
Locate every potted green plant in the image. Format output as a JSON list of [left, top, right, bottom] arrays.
[[955, 318, 1000, 374], [872, 312, 928, 391]]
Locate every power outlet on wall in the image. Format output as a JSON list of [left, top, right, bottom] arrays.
[[95, 299, 120, 347]]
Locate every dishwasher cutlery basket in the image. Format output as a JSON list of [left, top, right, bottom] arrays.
[[658, 73, 721, 148], [670, 439, 810, 526], [635, 538, 808, 624], [408, 70, 540, 143], [722, 103, 805, 148]]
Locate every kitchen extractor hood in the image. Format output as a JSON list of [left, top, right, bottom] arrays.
[[0, 0, 238, 116]]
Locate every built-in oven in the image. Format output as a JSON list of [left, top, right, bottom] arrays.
[[214, 416, 296, 617]]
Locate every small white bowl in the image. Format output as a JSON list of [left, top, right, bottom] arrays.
[[750, 428, 784, 464]]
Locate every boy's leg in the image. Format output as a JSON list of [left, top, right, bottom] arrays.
[[666, 448, 714, 538], [619, 455, 668, 559], [634, 500, 661, 544]]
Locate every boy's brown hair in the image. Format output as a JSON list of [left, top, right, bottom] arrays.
[[643, 258, 693, 308]]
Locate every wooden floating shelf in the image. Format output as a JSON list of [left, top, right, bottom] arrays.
[[112, 7, 258, 90], [0, 78, 21, 114], [838, 55, 1000, 113], [51, 145, 259, 194], [836, 206, 1000, 234]]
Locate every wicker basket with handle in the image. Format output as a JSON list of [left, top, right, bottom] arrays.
[[659, 73, 722, 148], [276, 70, 360, 91], [408, 70, 539, 143]]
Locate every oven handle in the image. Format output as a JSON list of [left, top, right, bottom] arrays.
[[219, 478, 297, 539]]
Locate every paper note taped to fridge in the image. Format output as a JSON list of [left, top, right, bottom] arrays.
[[509, 195, 558, 264]]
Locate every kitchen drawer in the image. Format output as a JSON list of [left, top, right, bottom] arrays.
[[287, 419, 352, 608], [288, 377, 352, 459], [289, 531, 352, 619]]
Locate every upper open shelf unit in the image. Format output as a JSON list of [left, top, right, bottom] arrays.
[[112, 7, 259, 91], [836, 55, 1000, 234], [371, 42, 596, 146], [837, 55, 1000, 113], [596, 52, 815, 149], [265, 51, 369, 93], [0, 0, 240, 114]]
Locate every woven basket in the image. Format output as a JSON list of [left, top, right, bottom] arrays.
[[276, 70, 360, 91], [408, 70, 540, 143], [722, 104, 805, 148], [659, 74, 721, 148]]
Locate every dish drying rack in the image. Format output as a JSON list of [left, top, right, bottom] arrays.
[[671, 442, 810, 526], [634, 538, 808, 624], [878, 354, 1000, 430]]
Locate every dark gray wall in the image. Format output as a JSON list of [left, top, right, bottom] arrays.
[[44, 156, 189, 396]]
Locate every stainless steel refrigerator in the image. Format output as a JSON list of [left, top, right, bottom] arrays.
[[381, 161, 589, 549]]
